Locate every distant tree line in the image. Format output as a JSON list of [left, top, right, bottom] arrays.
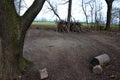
[[46, 0, 120, 31]]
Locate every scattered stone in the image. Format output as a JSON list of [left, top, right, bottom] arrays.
[[18, 76, 22, 79], [39, 68, 48, 79], [110, 75, 115, 79], [93, 65, 102, 74]]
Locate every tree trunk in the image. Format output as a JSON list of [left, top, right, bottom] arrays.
[[81, 0, 89, 27], [0, 6, 26, 79], [0, 0, 45, 80], [105, 4, 112, 30], [67, 0, 72, 22], [105, 0, 114, 30], [119, 11, 120, 31], [91, 9, 94, 28], [67, 0, 72, 32], [0, 37, 24, 80], [0, 34, 28, 80]]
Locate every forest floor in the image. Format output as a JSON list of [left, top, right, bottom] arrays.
[[22, 29, 120, 80]]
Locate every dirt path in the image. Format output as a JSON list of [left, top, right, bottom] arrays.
[[23, 29, 120, 80]]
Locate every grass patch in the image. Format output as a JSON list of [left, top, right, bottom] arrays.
[[31, 21, 120, 31], [32, 21, 56, 25], [31, 21, 56, 29]]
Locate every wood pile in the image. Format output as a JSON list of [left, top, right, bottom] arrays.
[[57, 20, 82, 32]]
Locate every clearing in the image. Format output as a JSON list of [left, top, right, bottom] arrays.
[[22, 29, 120, 80]]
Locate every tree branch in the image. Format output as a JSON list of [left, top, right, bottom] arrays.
[[20, 0, 45, 35], [47, 0, 61, 20], [59, 1, 69, 5], [18, 0, 45, 42], [22, 0, 28, 8]]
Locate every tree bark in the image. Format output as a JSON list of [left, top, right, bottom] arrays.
[[67, 0, 72, 22], [0, 0, 45, 80], [105, 4, 112, 30], [105, 0, 114, 30], [119, 10, 120, 31], [67, 0, 72, 32]]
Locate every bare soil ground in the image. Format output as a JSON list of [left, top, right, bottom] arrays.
[[22, 29, 120, 80]]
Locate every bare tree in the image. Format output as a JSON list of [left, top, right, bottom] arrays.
[[112, 8, 120, 30], [0, 0, 45, 80], [105, 0, 115, 30], [18, 0, 22, 15], [88, 0, 103, 30], [58, 0, 72, 32], [94, 0, 103, 30], [67, 0, 72, 22], [67, 0, 72, 32], [81, 0, 89, 27], [14, 0, 22, 15], [14, 0, 28, 15], [89, 1, 94, 27], [46, 0, 61, 20], [119, 11, 120, 30]]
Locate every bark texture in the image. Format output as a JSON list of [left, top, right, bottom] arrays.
[[105, 0, 114, 30], [67, 0, 72, 32], [67, 0, 72, 22], [0, 0, 45, 80]]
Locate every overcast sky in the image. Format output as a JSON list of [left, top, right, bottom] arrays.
[[20, 0, 119, 22]]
